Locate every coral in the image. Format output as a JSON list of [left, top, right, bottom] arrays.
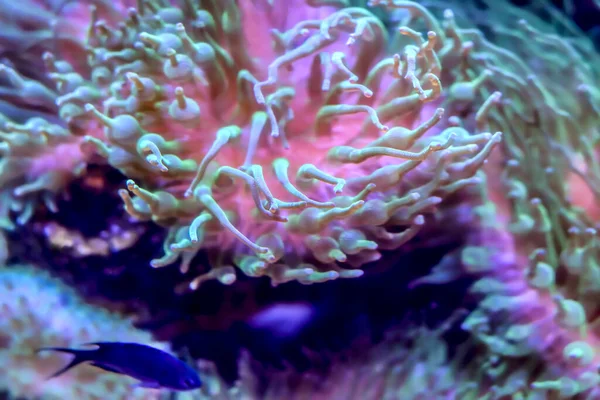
[[188, 312, 557, 400], [411, 0, 600, 397], [0, 0, 95, 263], [3, 0, 600, 399], [0, 263, 169, 400], [11, 0, 499, 290], [0, 101, 87, 231], [195, 320, 479, 400]]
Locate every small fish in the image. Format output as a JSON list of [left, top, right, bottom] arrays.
[[37, 342, 202, 391]]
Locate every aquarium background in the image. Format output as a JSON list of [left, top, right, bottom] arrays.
[[1, 0, 600, 399]]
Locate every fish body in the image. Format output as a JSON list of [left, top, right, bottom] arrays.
[[37, 342, 202, 391]]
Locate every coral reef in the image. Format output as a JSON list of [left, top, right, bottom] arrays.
[[0, 0, 600, 399]]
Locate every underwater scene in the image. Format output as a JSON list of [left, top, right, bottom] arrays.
[[1, 0, 600, 399]]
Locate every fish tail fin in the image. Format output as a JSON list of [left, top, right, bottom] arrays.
[[36, 347, 93, 380]]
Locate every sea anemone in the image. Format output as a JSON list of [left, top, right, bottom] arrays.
[[0, 0, 499, 290]]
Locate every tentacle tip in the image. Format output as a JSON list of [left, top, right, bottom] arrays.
[[125, 179, 136, 189], [350, 270, 365, 278], [221, 274, 236, 285], [443, 9, 454, 18]]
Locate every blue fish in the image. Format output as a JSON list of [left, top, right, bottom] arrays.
[[37, 342, 202, 391]]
